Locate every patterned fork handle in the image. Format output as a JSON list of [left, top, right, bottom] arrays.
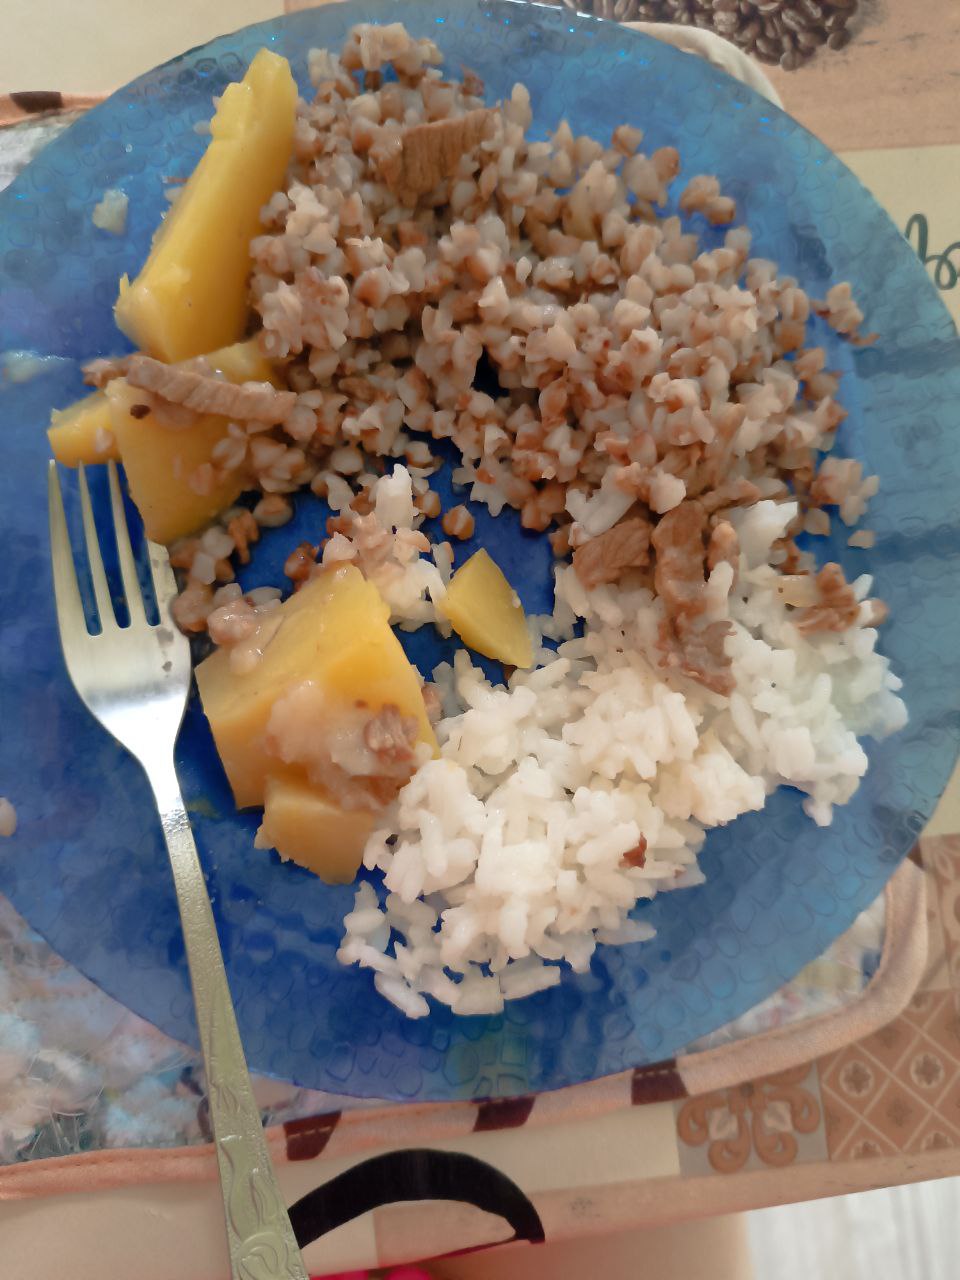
[[49, 462, 307, 1279], [152, 762, 309, 1280]]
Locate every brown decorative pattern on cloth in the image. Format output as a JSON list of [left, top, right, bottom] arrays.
[[0, 91, 104, 128], [923, 834, 960, 990], [473, 1096, 537, 1131], [816, 835, 960, 1163], [284, 1111, 342, 1161], [12, 91, 65, 114], [0, 858, 928, 1208], [818, 991, 960, 1160], [675, 1064, 825, 1175], [631, 1061, 687, 1105]]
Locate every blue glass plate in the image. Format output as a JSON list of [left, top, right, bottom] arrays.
[[1, 0, 959, 1102]]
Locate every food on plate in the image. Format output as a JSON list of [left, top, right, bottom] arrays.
[[104, 339, 277, 543], [107, 382, 249, 545], [56, 22, 906, 1017], [195, 561, 436, 806], [254, 774, 375, 884], [52, 340, 279, 542], [91, 188, 129, 236], [439, 549, 534, 669], [114, 48, 297, 362], [47, 389, 119, 466]]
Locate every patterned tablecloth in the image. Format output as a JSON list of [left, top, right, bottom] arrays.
[[0, 879, 886, 1165], [0, 4, 959, 1276]]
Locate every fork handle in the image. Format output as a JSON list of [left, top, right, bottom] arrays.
[[149, 756, 308, 1280]]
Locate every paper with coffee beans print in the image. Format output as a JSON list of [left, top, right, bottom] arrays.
[[602, 1, 960, 329], [562, 0, 862, 72]]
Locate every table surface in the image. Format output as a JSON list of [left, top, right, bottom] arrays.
[[0, 3, 958, 1275]]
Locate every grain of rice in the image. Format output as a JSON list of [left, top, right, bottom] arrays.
[[91, 188, 128, 234]]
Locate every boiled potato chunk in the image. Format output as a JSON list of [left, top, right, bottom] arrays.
[[48, 340, 273, 481], [107, 380, 246, 544], [114, 48, 297, 362], [105, 339, 273, 544], [196, 566, 437, 809], [439, 548, 533, 668], [47, 389, 120, 466], [205, 339, 277, 385], [255, 775, 375, 885]]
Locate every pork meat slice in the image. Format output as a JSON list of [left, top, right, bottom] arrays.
[[82, 355, 131, 388], [652, 500, 735, 696], [372, 109, 494, 203], [126, 354, 295, 424], [794, 562, 861, 634], [572, 514, 653, 589]]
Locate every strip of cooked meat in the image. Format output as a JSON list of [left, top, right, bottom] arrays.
[[652, 501, 710, 620], [572, 515, 653, 589], [658, 616, 735, 696], [794, 562, 861, 634], [372, 108, 494, 203], [652, 500, 735, 695], [125, 354, 296, 423], [82, 355, 131, 388]]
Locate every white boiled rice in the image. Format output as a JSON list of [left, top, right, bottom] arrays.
[[91, 188, 128, 235], [336, 470, 905, 1018]]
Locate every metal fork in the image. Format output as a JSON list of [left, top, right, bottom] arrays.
[[48, 460, 308, 1280]]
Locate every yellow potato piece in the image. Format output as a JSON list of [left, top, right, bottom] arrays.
[[47, 341, 273, 478], [439, 548, 533, 668], [47, 389, 120, 467], [114, 48, 297, 362], [255, 775, 375, 885], [195, 566, 437, 809], [105, 338, 273, 544], [107, 381, 246, 545], [206, 339, 277, 385]]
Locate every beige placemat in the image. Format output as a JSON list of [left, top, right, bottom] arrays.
[[0, 0, 281, 94]]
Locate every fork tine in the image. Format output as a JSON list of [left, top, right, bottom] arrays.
[[47, 461, 88, 639], [147, 538, 180, 621], [107, 460, 147, 625], [78, 463, 116, 630]]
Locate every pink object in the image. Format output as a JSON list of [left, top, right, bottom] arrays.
[[311, 1271, 432, 1280], [386, 1271, 434, 1280]]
